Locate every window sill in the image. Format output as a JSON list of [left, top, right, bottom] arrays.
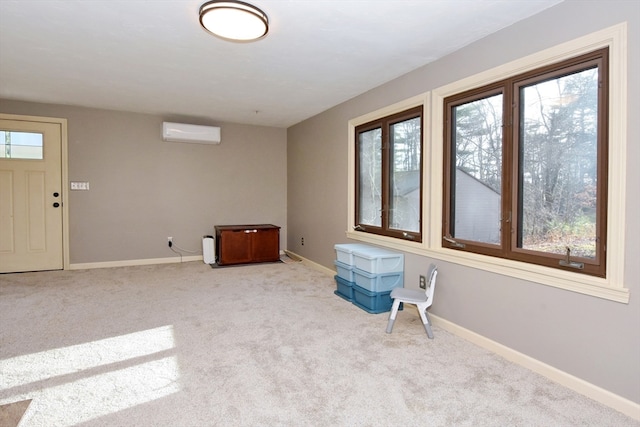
[[346, 230, 629, 304]]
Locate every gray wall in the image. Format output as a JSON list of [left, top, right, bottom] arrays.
[[287, 0, 640, 404], [0, 100, 287, 264]]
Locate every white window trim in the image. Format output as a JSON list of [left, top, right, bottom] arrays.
[[347, 23, 628, 303]]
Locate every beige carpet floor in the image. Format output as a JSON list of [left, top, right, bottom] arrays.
[[0, 260, 637, 426]]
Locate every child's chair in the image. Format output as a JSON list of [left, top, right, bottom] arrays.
[[385, 264, 438, 339]]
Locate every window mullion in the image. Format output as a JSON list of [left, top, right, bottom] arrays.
[[504, 82, 516, 259], [381, 124, 390, 232]]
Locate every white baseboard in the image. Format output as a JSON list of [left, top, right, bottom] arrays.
[[431, 314, 639, 421], [284, 250, 335, 276], [287, 251, 639, 421], [69, 255, 203, 270]]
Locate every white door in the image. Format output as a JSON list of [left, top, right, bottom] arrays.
[[0, 117, 64, 272]]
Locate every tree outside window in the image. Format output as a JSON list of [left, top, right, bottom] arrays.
[[443, 48, 607, 277]]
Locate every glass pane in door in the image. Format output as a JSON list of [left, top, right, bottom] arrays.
[[0, 131, 44, 159]]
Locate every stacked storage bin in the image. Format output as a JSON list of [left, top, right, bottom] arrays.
[[334, 244, 404, 314], [351, 246, 404, 313], [334, 243, 371, 302]]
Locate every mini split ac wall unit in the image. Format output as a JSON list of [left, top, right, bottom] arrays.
[[162, 122, 221, 145]]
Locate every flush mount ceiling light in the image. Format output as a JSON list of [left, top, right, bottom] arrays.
[[199, 1, 269, 42]]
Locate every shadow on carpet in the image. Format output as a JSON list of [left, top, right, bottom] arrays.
[[0, 399, 31, 427], [209, 259, 284, 269]]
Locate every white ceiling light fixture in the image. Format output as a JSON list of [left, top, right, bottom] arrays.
[[199, 1, 269, 42]]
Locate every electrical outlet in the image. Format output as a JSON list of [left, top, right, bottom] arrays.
[[301, 237, 304, 246], [419, 275, 426, 289]]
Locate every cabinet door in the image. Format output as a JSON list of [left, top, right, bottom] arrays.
[[219, 229, 252, 265], [251, 228, 280, 262]]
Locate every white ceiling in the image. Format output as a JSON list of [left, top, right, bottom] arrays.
[[0, 0, 562, 128]]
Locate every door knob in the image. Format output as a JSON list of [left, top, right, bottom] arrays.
[[53, 192, 59, 197], [53, 202, 60, 208]]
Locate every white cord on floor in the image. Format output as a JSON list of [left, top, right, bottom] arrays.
[[169, 239, 201, 262]]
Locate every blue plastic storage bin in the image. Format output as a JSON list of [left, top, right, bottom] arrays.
[[334, 260, 355, 282], [334, 243, 373, 266], [352, 246, 404, 274], [353, 268, 403, 292], [351, 284, 395, 314], [334, 275, 354, 302]]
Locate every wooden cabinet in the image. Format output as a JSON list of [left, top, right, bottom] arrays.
[[214, 224, 280, 266]]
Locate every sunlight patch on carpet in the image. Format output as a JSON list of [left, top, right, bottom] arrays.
[[0, 326, 180, 426]]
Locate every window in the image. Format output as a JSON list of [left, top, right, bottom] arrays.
[[355, 106, 423, 242], [443, 48, 608, 277], [348, 25, 626, 301], [0, 130, 44, 159]]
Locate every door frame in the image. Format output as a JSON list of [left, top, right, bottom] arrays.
[[0, 113, 69, 270]]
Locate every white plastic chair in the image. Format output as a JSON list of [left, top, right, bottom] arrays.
[[386, 264, 438, 339]]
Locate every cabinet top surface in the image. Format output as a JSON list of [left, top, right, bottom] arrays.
[[215, 224, 280, 231]]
